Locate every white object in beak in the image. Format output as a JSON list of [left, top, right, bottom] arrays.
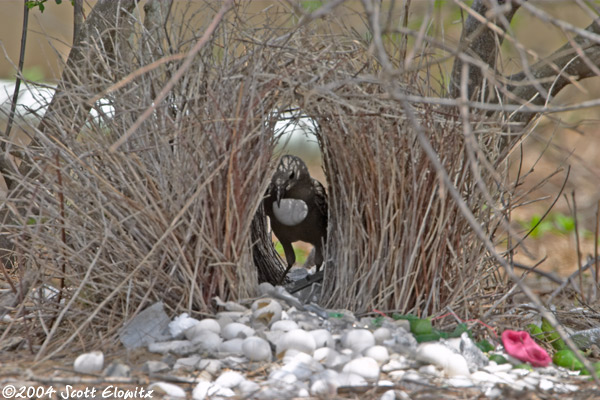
[[273, 198, 308, 226]]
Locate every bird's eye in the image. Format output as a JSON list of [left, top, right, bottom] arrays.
[[289, 171, 295, 180]]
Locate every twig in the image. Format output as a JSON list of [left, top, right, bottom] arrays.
[[109, 0, 234, 152]]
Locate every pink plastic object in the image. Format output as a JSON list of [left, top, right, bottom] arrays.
[[501, 330, 551, 367]]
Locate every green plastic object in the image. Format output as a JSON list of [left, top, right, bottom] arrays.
[[514, 363, 534, 371], [488, 354, 508, 364], [541, 318, 566, 350], [476, 340, 494, 353], [553, 349, 585, 371], [410, 318, 433, 335]]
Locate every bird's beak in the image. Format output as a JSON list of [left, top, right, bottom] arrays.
[[275, 185, 284, 208]]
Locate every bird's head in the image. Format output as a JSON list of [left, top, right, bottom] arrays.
[[271, 155, 309, 207]]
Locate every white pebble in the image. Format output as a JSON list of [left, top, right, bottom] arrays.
[[380, 389, 396, 400], [219, 338, 244, 355], [187, 329, 222, 351], [169, 313, 200, 338], [447, 376, 474, 388], [269, 369, 298, 385], [198, 359, 222, 376], [483, 362, 513, 373], [310, 329, 334, 348], [215, 370, 245, 388], [364, 345, 390, 364], [382, 356, 410, 372], [221, 322, 255, 339], [74, 351, 104, 374], [337, 372, 367, 387], [196, 318, 221, 334], [238, 380, 260, 397], [242, 336, 272, 361], [343, 357, 380, 381], [282, 351, 324, 380], [416, 343, 470, 377], [148, 382, 186, 398], [252, 298, 283, 325], [310, 378, 339, 396], [276, 329, 316, 356], [313, 347, 349, 369], [341, 329, 375, 353], [148, 340, 194, 355], [270, 320, 299, 332], [192, 381, 235, 400], [373, 327, 392, 344]]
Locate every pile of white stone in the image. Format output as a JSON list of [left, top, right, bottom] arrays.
[[74, 282, 587, 399]]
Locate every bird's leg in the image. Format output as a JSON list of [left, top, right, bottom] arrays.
[[278, 241, 296, 285]]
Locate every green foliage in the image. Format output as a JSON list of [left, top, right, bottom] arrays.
[[26, 0, 68, 13], [301, 1, 322, 13], [21, 66, 45, 82], [518, 212, 579, 239], [273, 241, 308, 266], [521, 214, 554, 238]]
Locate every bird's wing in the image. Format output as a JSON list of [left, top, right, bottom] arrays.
[[312, 178, 328, 217]]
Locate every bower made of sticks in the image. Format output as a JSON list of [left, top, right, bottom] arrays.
[[1, 2, 509, 353]]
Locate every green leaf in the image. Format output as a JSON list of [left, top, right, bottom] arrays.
[[554, 213, 575, 234], [301, 0, 322, 13]]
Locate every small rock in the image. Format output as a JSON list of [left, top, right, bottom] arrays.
[[74, 351, 104, 374], [380, 389, 397, 400], [242, 336, 272, 362], [364, 345, 390, 364], [239, 380, 260, 397], [215, 370, 245, 388], [222, 322, 255, 339], [282, 351, 324, 380], [148, 382, 186, 398], [343, 357, 380, 381], [373, 327, 392, 344], [119, 302, 171, 349], [192, 381, 235, 400], [168, 313, 200, 339], [142, 360, 170, 374], [276, 329, 317, 356], [270, 320, 299, 332], [186, 329, 222, 351], [252, 298, 283, 325], [341, 329, 375, 353], [416, 343, 470, 377], [103, 361, 130, 377], [337, 372, 367, 387], [219, 338, 244, 355], [198, 359, 222, 376], [309, 329, 334, 348], [458, 332, 489, 371], [173, 355, 202, 371], [148, 340, 196, 355]]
